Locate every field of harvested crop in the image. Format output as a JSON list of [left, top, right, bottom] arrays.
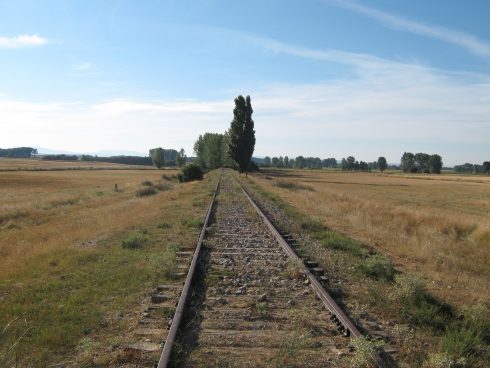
[[0, 165, 216, 366], [0, 157, 154, 171], [250, 169, 490, 310]]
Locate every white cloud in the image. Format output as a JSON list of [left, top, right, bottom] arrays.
[[324, 0, 490, 58], [0, 34, 48, 48], [1, 36, 488, 165]]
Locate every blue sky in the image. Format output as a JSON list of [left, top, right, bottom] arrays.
[[1, 0, 489, 165]]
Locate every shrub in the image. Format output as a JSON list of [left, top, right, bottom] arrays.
[[393, 274, 452, 330], [135, 186, 157, 197], [274, 180, 314, 191], [423, 353, 467, 368], [440, 305, 488, 363], [359, 254, 395, 281], [121, 232, 148, 249], [155, 182, 173, 191], [141, 180, 153, 186], [177, 163, 203, 182]]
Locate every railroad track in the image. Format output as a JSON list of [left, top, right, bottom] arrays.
[[129, 170, 387, 367]]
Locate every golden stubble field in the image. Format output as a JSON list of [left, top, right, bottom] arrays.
[[250, 169, 490, 309], [0, 161, 216, 365]]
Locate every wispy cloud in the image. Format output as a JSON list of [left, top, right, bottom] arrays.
[[0, 34, 48, 48], [324, 0, 490, 58]]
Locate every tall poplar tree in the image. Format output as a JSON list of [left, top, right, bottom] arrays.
[[228, 95, 256, 173]]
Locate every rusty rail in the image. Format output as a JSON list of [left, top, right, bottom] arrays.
[[157, 178, 220, 368]]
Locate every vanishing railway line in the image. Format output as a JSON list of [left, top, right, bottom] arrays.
[[123, 171, 387, 367]]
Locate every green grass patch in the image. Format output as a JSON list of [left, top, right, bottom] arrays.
[[315, 230, 369, 257], [274, 180, 314, 192], [393, 274, 452, 331], [181, 216, 205, 229], [359, 254, 395, 281], [121, 231, 148, 249]]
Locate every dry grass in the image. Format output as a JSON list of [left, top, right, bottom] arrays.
[[0, 166, 217, 365], [250, 169, 490, 309], [0, 157, 155, 171]]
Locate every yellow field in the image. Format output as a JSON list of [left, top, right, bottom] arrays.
[[250, 169, 490, 309], [0, 157, 154, 170], [0, 164, 215, 365]]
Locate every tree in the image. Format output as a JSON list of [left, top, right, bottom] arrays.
[[377, 157, 387, 172], [346, 156, 356, 171], [271, 157, 279, 167], [415, 153, 430, 173], [429, 154, 442, 174], [284, 156, 289, 167], [401, 152, 415, 173], [295, 156, 305, 169], [228, 95, 256, 173], [483, 161, 490, 174], [176, 148, 186, 167], [149, 147, 165, 168], [263, 156, 271, 167], [193, 135, 205, 167]]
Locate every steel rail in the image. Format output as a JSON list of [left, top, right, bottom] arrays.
[[238, 179, 387, 368], [157, 178, 220, 368]]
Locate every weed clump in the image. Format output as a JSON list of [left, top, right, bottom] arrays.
[[439, 305, 488, 365], [350, 337, 384, 368], [135, 186, 157, 197], [359, 254, 395, 281], [157, 221, 171, 229], [121, 231, 148, 249], [274, 180, 314, 192], [181, 216, 205, 229], [177, 163, 203, 182], [154, 182, 172, 192], [392, 274, 452, 330], [141, 180, 153, 186], [316, 230, 369, 257]]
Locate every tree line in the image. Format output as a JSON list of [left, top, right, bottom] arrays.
[[401, 152, 442, 174], [0, 147, 37, 158], [148, 148, 186, 168], [454, 162, 490, 174]]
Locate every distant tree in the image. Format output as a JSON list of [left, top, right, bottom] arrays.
[[176, 148, 186, 167], [149, 148, 165, 168], [377, 156, 387, 172], [401, 152, 415, 173], [193, 135, 206, 167], [288, 158, 295, 167], [341, 158, 347, 170], [263, 156, 271, 167], [228, 95, 256, 174], [429, 154, 443, 174], [483, 161, 490, 174], [295, 156, 305, 169], [346, 156, 356, 171], [271, 157, 279, 167], [415, 153, 430, 173]]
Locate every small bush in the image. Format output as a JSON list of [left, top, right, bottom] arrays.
[[121, 232, 148, 249], [440, 305, 488, 363], [155, 182, 173, 191], [161, 174, 176, 181], [158, 221, 171, 229], [393, 274, 452, 330], [181, 216, 205, 229], [141, 180, 153, 186], [274, 180, 314, 191], [135, 186, 157, 197], [423, 353, 467, 368], [359, 254, 395, 281], [177, 163, 203, 183]]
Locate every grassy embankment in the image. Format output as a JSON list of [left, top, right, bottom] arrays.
[[246, 169, 489, 367], [0, 164, 216, 366]]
